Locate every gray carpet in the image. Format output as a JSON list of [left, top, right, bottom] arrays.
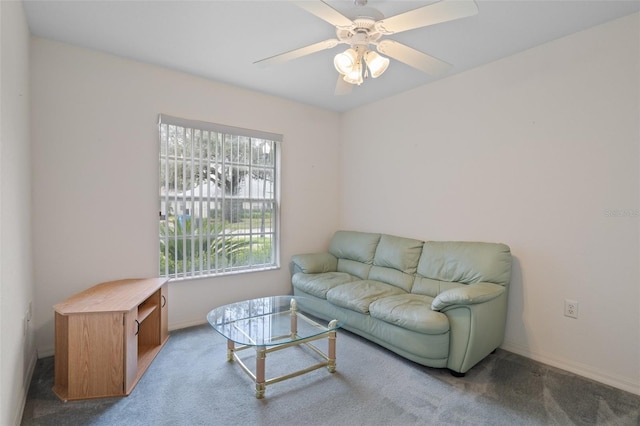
[[22, 324, 640, 425]]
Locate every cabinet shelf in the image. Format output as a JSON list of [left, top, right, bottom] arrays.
[[137, 302, 157, 323]]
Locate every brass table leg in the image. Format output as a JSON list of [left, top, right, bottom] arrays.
[[255, 346, 267, 399], [327, 319, 337, 373], [227, 340, 235, 362], [290, 299, 298, 338]]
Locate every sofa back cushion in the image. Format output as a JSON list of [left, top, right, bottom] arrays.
[[329, 231, 380, 264], [413, 242, 511, 296], [337, 259, 372, 280], [368, 234, 424, 292], [373, 234, 424, 274]]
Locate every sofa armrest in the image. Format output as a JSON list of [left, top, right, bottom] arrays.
[[431, 282, 505, 311], [290, 253, 338, 274]]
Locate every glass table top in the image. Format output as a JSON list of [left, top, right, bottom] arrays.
[[207, 296, 341, 347]]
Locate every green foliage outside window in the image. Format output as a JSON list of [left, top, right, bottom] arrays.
[[159, 215, 273, 277]]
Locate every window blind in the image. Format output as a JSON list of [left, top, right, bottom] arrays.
[[158, 114, 280, 280]]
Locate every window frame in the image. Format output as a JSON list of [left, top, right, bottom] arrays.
[[158, 114, 281, 281]]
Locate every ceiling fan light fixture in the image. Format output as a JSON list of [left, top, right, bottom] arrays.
[[364, 50, 389, 78], [334, 48, 358, 75], [343, 61, 364, 85]]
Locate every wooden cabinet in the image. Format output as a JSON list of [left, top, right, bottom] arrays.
[[53, 278, 169, 401]]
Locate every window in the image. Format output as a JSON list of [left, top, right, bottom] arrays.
[[158, 114, 280, 280]]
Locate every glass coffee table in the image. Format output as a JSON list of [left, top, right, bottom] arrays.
[[207, 296, 341, 398]]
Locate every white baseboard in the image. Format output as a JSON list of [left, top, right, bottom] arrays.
[[37, 347, 54, 358], [501, 339, 640, 396], [168, 319, 207, 332], [15, 349, 38, 426]]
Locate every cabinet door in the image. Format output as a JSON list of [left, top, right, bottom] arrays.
[[68, 313, 124, 399], [124, 308, 138, 394], [160, 283, 169, 343]]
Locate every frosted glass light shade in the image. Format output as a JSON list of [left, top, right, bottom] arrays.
[[334, 49, 357, 75], [364, 51, 390, 78], [343, 61, 363, 85]]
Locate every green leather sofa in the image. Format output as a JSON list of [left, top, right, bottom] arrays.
[[290, 230, 512, 376]]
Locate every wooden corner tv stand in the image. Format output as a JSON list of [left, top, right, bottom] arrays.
[[53, 277, 169, 401]]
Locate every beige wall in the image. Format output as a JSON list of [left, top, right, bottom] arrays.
[[1, 1, 36, 424], [341, 13, 639, 394], [30, 38, 342, 355]]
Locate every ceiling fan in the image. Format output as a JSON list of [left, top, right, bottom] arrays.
[[254, 0, 479, 94]]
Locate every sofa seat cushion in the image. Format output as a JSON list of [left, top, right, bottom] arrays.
[[326, 280, 406, 314], [369, 294, 449, 335], [292, 272, 357, 299]]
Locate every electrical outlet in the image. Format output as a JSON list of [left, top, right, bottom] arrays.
[[564, 299, 578, 319]]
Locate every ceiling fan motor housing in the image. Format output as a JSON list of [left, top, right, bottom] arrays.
[[336, 17, 382, 49]]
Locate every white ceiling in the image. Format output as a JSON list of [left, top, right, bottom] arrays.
[[23, 0, 640, 112]]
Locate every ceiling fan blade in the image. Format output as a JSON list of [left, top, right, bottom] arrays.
[[375, 0, 478, 35], [376, 39, 452, 76], [294, 1, 355, 28], [254, 39, 339, 67], [334, 75, 353, 96]]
